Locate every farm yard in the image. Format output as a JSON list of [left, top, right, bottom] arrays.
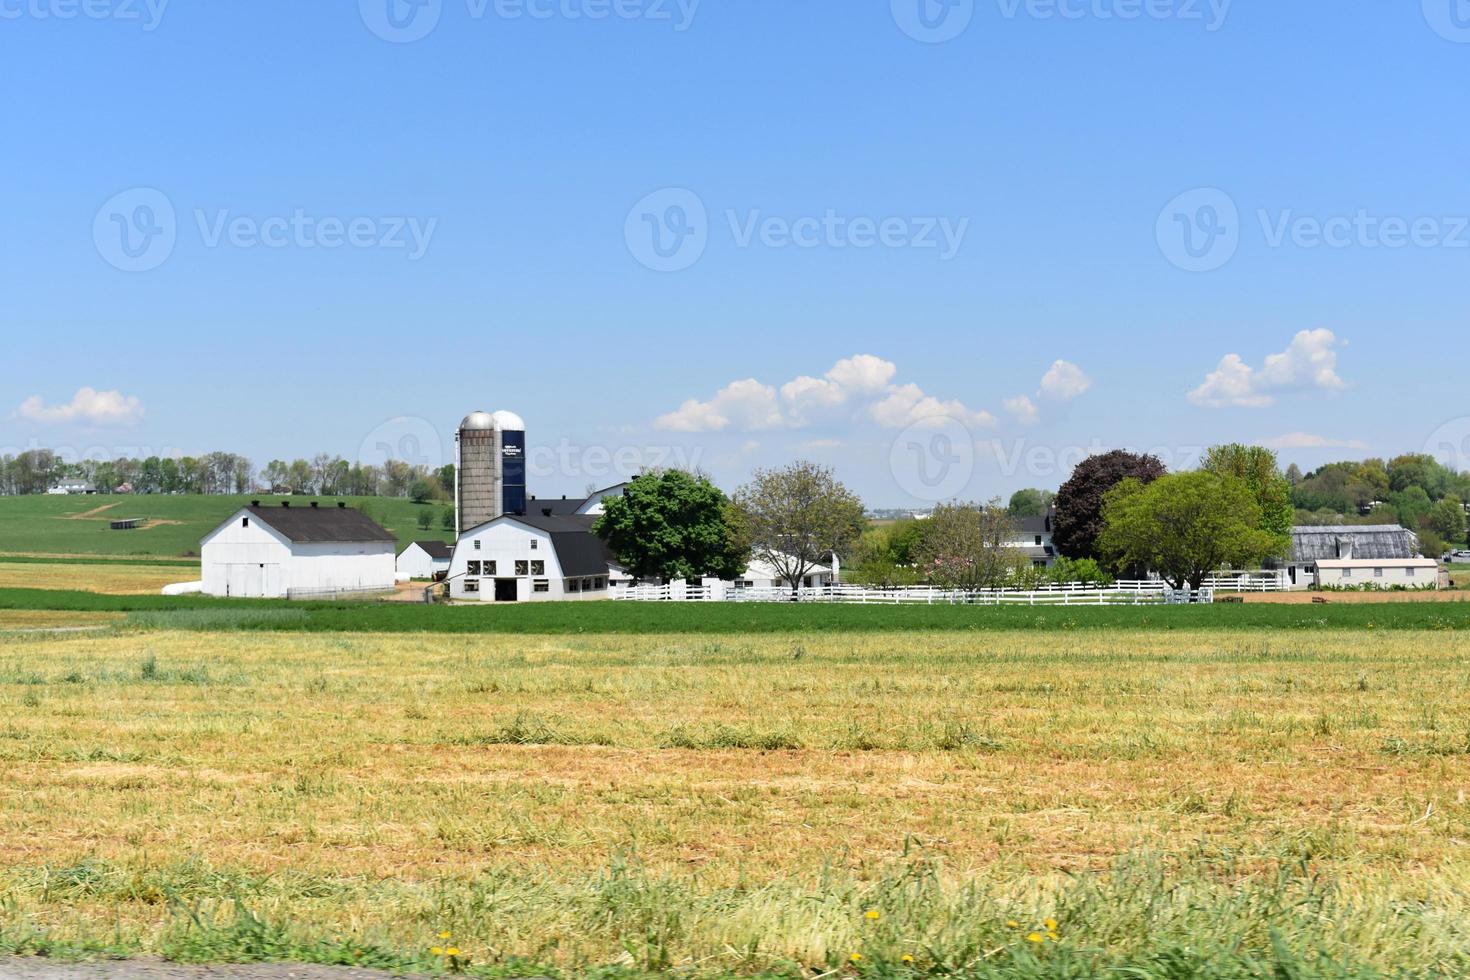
[[4, 621, 1470, 977]]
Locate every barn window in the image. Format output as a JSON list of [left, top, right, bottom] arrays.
[[484, 561, 497, 575], [515, 560, 529, 576], [467, 561, 481, 575], [533, 579, 549, 593], [567, 578, 580, 593], [530, 540, 538, 550], [464, 579, 479, 593], [1406, 567, 1417, 577], [474, 540, 481, 550], [242, 517, 249, 528], [531, 561, 544, 575], [1375, 568, 1384, 578]]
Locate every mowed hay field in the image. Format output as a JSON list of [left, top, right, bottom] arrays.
[[0, 562, 190, 596], [5, 629, 1470, 976]]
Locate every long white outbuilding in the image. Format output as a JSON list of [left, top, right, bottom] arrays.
[[201, 501, 397, 599]]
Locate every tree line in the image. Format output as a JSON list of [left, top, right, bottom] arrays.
[[594, 445, 1468, 594], [0, 449, 457, 502]]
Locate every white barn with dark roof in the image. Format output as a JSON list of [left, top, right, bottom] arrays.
[[447, 510, 615, 602], [1284, 524, 1431, 590], [397, 539, 453, 580], [201, 501, 397, 599]]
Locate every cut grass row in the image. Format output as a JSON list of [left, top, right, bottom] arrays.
[[5, 587, 1470, 632], [5, 628, 1470, 976]]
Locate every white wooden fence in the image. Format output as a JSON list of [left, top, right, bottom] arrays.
[[615, 583, 1216, 605]]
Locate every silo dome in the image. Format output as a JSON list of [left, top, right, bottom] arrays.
[[461, 411, 496, 431], [491, 410, 525, 431]]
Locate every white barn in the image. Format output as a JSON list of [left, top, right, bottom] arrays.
[[201, 501, 397, 599], [397, 540, 453, 580], [447, 511, 613, 602]]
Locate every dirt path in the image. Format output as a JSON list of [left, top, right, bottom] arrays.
[[0, 961, 422, 980]]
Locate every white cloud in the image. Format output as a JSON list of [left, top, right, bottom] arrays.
[[1004, 394, 1040, 426], [1038, 360, 1092, 401], [1262, 432, 1369, 451], [14, 387, 144, 427], [656, 354, 995, 433], [1189, 329, 1347, 408], [870, 383, 997, 430], [654, 379, 782, 432]]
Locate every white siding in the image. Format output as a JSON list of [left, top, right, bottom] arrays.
[[448, 519, 609, 602], [397, 544, 450, 580]]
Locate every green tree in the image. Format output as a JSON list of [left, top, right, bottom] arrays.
[[416, 508, 434, 531], [734, 462, 866, 593], [1388, 486, 1432, 531], [593, 470, 750, 583], [440, 507, 455, 532], [1053, 450, 1168, 559], [1007, 488, 1054, 518], [1201, 443, 1294, 552], [1419, 530, 1449, 561], [1428, 495, 1467, 547], [915, 500, 1027, 590], [1098, 472, 1279, 590]]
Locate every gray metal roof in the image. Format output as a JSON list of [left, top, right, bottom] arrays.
[[247, 504, 397, 544], [1289, 525, 1419, 563]]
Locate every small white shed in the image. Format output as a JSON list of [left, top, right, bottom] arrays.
[[397, 540, 453, 580], [201, 501, 397, 599], [1314, 558, 1440, 590]]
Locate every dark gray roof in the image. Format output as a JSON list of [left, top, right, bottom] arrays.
[[408, 539, 453, 560], [1290, 525, 1419, 563], [248, 504, 396, 544], [526, 496, 586, 516]]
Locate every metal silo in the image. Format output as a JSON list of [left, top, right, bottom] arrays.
[[492, 410, 527, 517], [456, 411, 498, 536]]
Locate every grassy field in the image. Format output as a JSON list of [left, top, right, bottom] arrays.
[[1450, 563, 1470, 589], [0, 495, 449, 558], [6, 587, 1470, 635], [0, 562, 192, 596], [4, 627, 1470, 977]]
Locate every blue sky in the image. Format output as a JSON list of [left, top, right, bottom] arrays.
[[4, 0, 1469, 504]]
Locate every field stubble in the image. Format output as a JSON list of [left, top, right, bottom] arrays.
[[3, 629, 1470, 975]]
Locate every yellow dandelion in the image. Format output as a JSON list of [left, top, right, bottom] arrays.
[[1006, 920, 1019, 928], [1026, 932, 1044, 944], [901, 954, 915, 964], [439, 931, 452, 940], [430, 947, 444, 956], [864, 909, 881, 921], [1044, 918, 1058, 931], [850, 952, 863, 963], [446, 947, 461, 956]]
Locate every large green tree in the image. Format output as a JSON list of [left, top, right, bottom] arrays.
[[1007, 488, 1055, 518], [1052, 450, 1167, 559], [1097, 472, 1280, 590], [1429, 495, 1468, 548], [734, 462, 866, 592], [1201, 443, 1294, 552], [592, 470, 750, 583]]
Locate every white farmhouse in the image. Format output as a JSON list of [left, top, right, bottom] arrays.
[[201, 501, 397, 599], [1009, 510, 1058, 568], [397, 540, 453, 580]]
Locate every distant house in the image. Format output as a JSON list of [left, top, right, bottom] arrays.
[[397, 540, 453, 580], [1284, 525, 1428, 590], [1010, 509, 1058, 568], [47, 480, 96, 495], [201, 501, 397, 599]]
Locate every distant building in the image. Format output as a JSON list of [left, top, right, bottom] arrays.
[[47, 480, 96, 495], [397, 540, 453, 580], [447, 510, 615, 602], [1010, 509, 1058, 568], [1284, 525, 1425, 590], [201, 501, 397, 599]]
